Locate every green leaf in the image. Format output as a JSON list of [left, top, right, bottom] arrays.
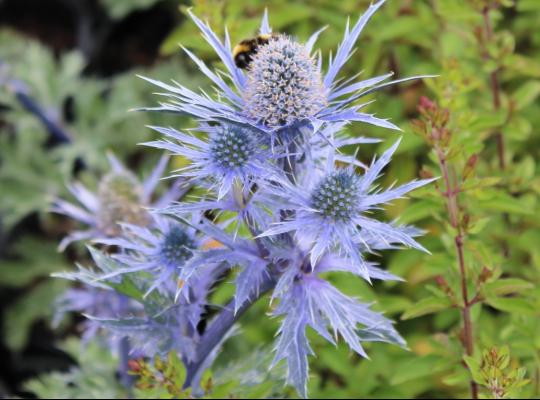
[[464, 355, 487, 385], [4, 280, 67, 350], [0, 237, 68, 287], [469, 112, 506, 133], [390, 355, 450, 385], [506, 54, 540, 78], [517, 0, 540, 11], [467, 217, 491, 235], [101, 0, 162, 19], [24, 338, 125, 398], [397, 199, 439, 224], [401, 296, 452, 320], [502, 116, 532, 141], [461, 177, 502, 192], [513, 81, 540, 110], [476, 194, 534, 215], [482, 279, 534, 297], [486, 297, 537, 316]]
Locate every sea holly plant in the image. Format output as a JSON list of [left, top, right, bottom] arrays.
[[53, 0, 434, 397]]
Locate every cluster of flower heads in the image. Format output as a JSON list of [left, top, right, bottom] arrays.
[[53, 0, 434, 397]]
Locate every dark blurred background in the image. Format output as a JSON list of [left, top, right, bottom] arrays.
[[0, 0, 182, 396]]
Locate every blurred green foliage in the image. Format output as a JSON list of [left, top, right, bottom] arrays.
[[1, 0, 539, 398], [24, 338, 127, 399]]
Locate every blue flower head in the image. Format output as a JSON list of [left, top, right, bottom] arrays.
[[96, 214, 199, 297], [145, 123, 274, 199], [310, 169, 360, 221], [261, 139, 435, 280], [244, 35, 326, 129], [54, 246, 222, 362], [52, 154, 185, 250], [140, 0, 432, 144]]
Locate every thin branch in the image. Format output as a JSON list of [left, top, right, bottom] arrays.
[[183, 271, 277, 389], [481, 6, 505, 171], [5, 79, 73, 145], [434, 133, 479, 399]]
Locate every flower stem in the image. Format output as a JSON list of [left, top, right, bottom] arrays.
[[183, 272, 277, 389], [482, 6, 505, 171], [5, 77, 73, 145], [435, 142, 478, 399], [118, 295, 134, 394]]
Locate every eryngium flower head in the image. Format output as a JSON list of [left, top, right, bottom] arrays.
[[243, 35, 326, 128], [52, 155, 184, 250], [209, 124, 258, 170], [260, 139, 435, 279], [310, 170, 360, 221], [97, 215, 197, 296], [141, 0, 433, 145], [145, 123, 274, 199], [53, 247, 221, 361], [159, 225, 195, 266], [96, 170, 150, 236]]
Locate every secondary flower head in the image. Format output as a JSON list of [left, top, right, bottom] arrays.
[[160, 224, 195, 266], [53, 247, 221, 361], [96, 169, 149, 236], [53, 286, 142, 351], [261, 139, 435, 280], [310, 169, 360, 221], [52, 154, 185, 250], [96, 215, 198, 296], [244, 35, 326, 129], [145, 123, 273, 199]]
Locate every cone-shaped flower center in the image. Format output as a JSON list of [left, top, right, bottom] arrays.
[[97, 171, 149, 235], [244, 35, 326, 129], [209, 125, 257, 170], [159, 225, 195, 267], [311, 171, 359, 221]]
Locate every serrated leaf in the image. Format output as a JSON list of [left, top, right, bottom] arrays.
[[4, 280, 67, 350]]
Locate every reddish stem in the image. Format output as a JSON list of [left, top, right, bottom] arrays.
[[482, 6, 505, 170], [434, 134, 479, 399]]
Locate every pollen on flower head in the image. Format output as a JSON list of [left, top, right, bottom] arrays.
[[159, 225, 195, 267], [243, 35, 326, 129], [97, 171, 150, 235], [209, 125, 257, 170], [311, 171, 360, 221]]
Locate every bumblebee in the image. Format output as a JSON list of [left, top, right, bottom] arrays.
[[233, 34, 275, 69]]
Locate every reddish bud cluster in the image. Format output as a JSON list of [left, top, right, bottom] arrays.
[[412, 96, 451, 146]]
